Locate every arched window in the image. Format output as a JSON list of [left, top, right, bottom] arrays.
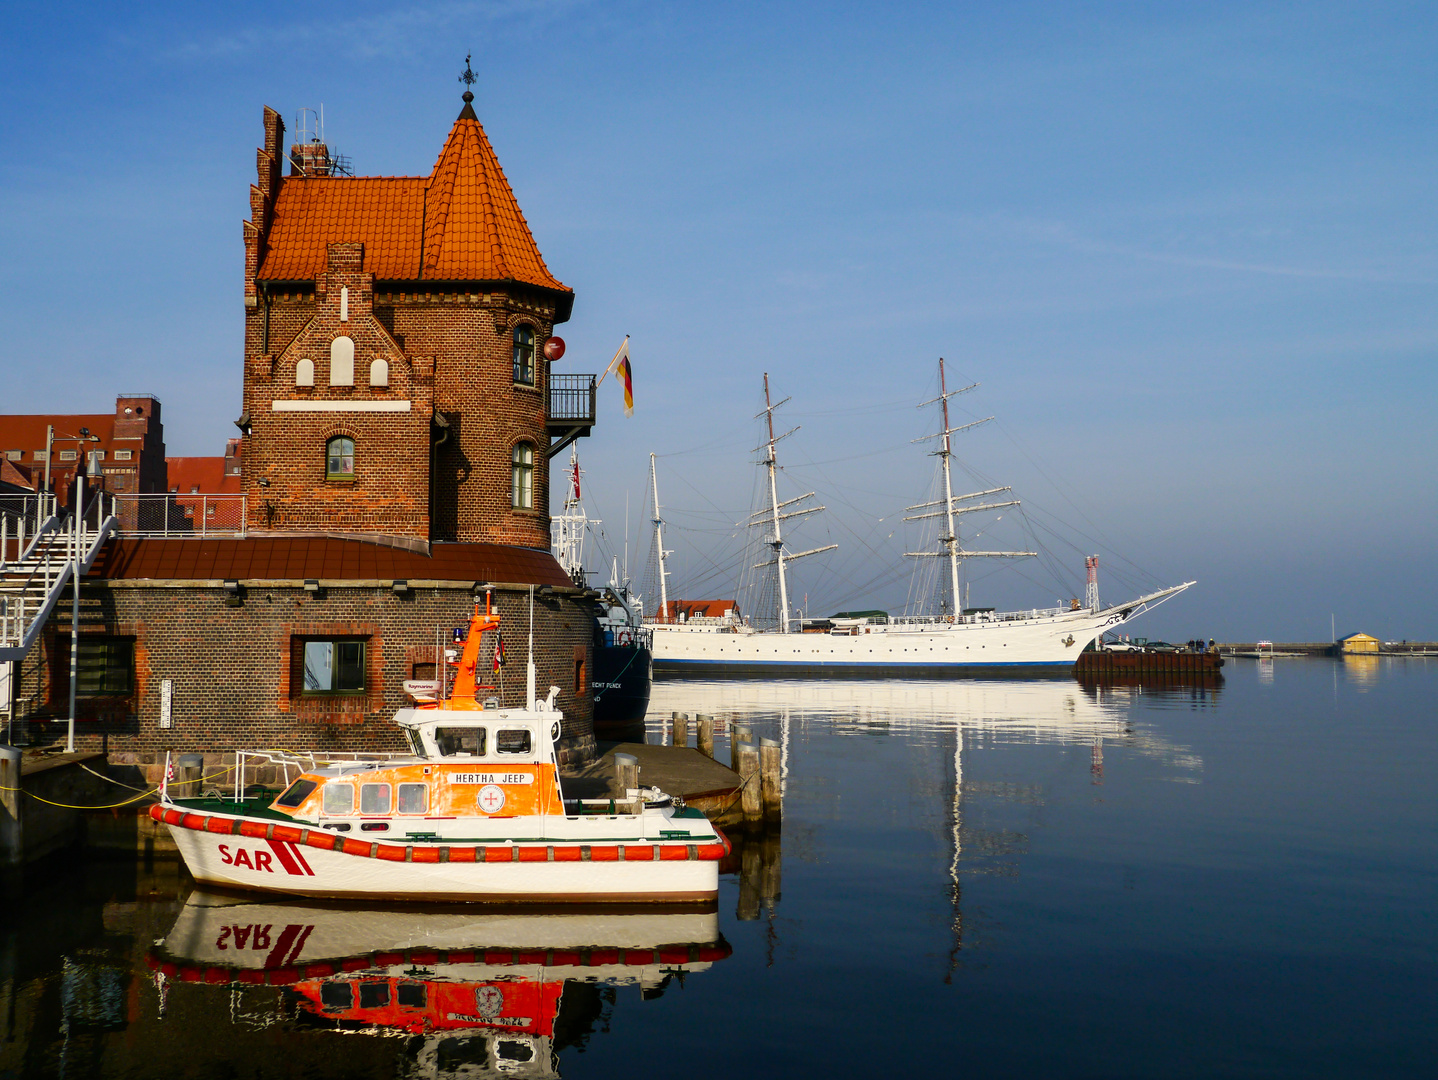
[[327, 436, 355, 480], [296, 358, 315, 387], [511, 443, 534, 509], [512, 325, 535, 385], [369, 358, 389, 387]]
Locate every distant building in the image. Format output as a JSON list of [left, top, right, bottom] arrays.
[[0, 395, 168, 506], [657, 600, 741, 623], [1337, 632, 1381, 655]]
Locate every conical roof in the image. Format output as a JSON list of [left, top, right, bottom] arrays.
[[256, 100, 571, 310]]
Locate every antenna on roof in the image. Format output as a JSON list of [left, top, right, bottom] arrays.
[[288, 106, 351, 177]]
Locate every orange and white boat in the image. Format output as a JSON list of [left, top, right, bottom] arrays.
[[151, 596, 728, 903]]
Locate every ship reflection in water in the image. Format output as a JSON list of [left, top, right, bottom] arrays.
[[146, 893, 730, 1078]]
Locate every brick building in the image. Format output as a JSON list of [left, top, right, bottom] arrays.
[[7, 92, 603, 771], [0, 395, 168, 506]]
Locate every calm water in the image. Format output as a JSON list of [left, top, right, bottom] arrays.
[[3, 658, 1434, 1078]]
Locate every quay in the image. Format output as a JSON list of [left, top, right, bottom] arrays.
[[0, 747, 109, 866], [1217, 642, 1438, 657], [1076, 649, 1224, 676]]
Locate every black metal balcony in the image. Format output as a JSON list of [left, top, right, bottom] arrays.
[[547, 374, 596, 458]]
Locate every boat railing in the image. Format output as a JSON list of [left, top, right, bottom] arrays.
[[229, 748, 413, 801], [890, 605, 1069, 628]]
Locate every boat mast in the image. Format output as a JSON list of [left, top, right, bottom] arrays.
[[762, 374, 792, 633], [938, 359, 963, 616], [650, 453, 671, 622]]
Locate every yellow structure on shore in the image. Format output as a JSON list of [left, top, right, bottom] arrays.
[[1337, 632, 1382, 655]]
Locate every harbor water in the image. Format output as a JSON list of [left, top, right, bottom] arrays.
[[3, 658, 1434, 1077]]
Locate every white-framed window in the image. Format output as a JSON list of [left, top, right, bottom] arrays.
[[511, 443, 534, 509], [323, 782, 355, 815], [58, 450, 77, 462], [299, 638, 365, 694], [113, 449, 133, 461]]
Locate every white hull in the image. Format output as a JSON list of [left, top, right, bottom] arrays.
[[159, 808, 723, 903], [653, 607, 1122, 676]]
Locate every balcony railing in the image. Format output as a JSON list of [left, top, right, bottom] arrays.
[[548, 374, 597, 424]]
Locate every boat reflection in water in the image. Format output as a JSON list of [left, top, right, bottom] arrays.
[[148, 891, 730, 1078]]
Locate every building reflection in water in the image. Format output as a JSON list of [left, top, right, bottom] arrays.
[[145, 892, 731, 1078]]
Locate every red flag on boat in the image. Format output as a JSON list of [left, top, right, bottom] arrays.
[[494, 636, 506, 672]]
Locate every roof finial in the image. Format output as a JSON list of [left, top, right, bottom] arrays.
[[458, 54, 479, 119]]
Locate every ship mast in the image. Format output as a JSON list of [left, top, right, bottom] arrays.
[[906, 359, 1034, 615], [650, 453, 671, 622], [753, 374, 835, 632]]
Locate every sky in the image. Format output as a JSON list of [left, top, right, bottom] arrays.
[[2, 1, 1434, 641]]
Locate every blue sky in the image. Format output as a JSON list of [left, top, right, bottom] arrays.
[[2, 1, 1434, 640]]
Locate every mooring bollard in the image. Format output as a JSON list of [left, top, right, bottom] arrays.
[[672, 711, 689, 748], [759, 737, 781, 819], [696, 714, 715, 759], [738, 742, 761, 821], [614, 752, 640, 807], [0, 745, 22, 867], [176, 753, 204, 800], [731, 723, 753, 771]]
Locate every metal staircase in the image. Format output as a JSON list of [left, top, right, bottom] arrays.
[[0, 494, 118, 663]]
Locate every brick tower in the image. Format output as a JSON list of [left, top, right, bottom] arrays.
[[240, 91, 574, 550]]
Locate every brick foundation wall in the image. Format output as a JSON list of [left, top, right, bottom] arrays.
[[13, 580, 597, 778]]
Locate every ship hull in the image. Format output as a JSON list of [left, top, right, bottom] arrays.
[[650, 606, 1130, 678], [592, 645, 652, 734]]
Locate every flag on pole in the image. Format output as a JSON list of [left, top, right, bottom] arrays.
[[601, 336, 633, 417], [494, 635, 506, 672]]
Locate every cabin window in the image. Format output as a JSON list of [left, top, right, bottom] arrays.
[[496, 729, 532, 755], [398, 783, 428, 814], [398, 983, 426, 1008], [511, 443, 534, 509], [323, 782, 355, 815], [320, 983, 353, 1009], [326, 436, 355, 480], [512, 325, 535, 384], [435, 726, 486, 756], [276, 778, 317, 808], [299, 638, 365, 694], [57, 635, 134, 698], [360, 783, 392, 815], [359, 983, 390, 1009]]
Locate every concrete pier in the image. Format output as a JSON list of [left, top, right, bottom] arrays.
[[0, 747, 109, 865]]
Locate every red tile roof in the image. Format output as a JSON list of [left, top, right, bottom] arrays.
[[166, 457, 241, 495], [0, 414, 118, 454], [257, 112, 569, 298], [88, 537, 571, 587]]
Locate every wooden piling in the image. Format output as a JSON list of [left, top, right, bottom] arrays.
[[613, 752, 639, 807], [696, 715, 715, 759], [759, 737, 781, 820], [0, 746, 21, 867], [672, 712, 689, 748], [731, 724, 752, 771], [737, 743, 761, 822]]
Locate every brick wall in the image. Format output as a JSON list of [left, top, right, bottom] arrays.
[[15, 581, 597, 778]]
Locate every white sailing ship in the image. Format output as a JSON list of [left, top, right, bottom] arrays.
[[646, 363, 1192, 676]]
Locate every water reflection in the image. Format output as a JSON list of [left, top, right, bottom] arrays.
[[146, 892, 730, 1077], [1342, 653, 1381, 689]]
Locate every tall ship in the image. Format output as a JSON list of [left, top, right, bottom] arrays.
[[645, 363, 1192, 677], [551, 448, 653, 733]]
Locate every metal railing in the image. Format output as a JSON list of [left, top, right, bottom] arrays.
[[548, 374, 597, 424], [0, 490, 117, 663], [110, 493, 247, 538]]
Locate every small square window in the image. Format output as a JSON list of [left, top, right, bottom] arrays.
[[59, 636, 134, 697], [299, 639, 366, 695], [323, 783, 355, 815], [398, 783, 428, 814], [496, 729, 532, 755], [113, 449, 133, 461], [32, 451, 48, 462], [58, 450, 77, 462], [360, 783, 391, 815], [359, 983, 390, 1009], [5, 451, 20, 461], [435, 726, 486, 756]]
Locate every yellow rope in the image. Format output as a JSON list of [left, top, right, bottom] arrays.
[[8, 785, 160, 810]]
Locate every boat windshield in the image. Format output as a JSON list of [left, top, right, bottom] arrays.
[[435, 726, 486, 757], [275, 778, 317, 808]]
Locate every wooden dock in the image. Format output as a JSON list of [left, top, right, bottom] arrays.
[[561, 743, 744, 826]]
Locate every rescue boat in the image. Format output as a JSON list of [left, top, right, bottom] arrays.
[[151, 597, 728, 903]]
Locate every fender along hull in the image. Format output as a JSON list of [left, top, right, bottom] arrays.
[[158, 807, 723, 904]]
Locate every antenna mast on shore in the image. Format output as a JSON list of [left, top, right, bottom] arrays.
[[650, 453, 671, 622]]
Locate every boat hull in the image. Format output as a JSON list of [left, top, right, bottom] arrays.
[[650, 607, 1128, 678], [157, 807, 723, 904], [592, 645, 652, 734]]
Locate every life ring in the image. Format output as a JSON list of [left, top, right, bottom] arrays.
[[616, 629, 633, 647]]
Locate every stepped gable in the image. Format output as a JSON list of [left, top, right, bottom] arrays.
[[256, 102, 568, 299]]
